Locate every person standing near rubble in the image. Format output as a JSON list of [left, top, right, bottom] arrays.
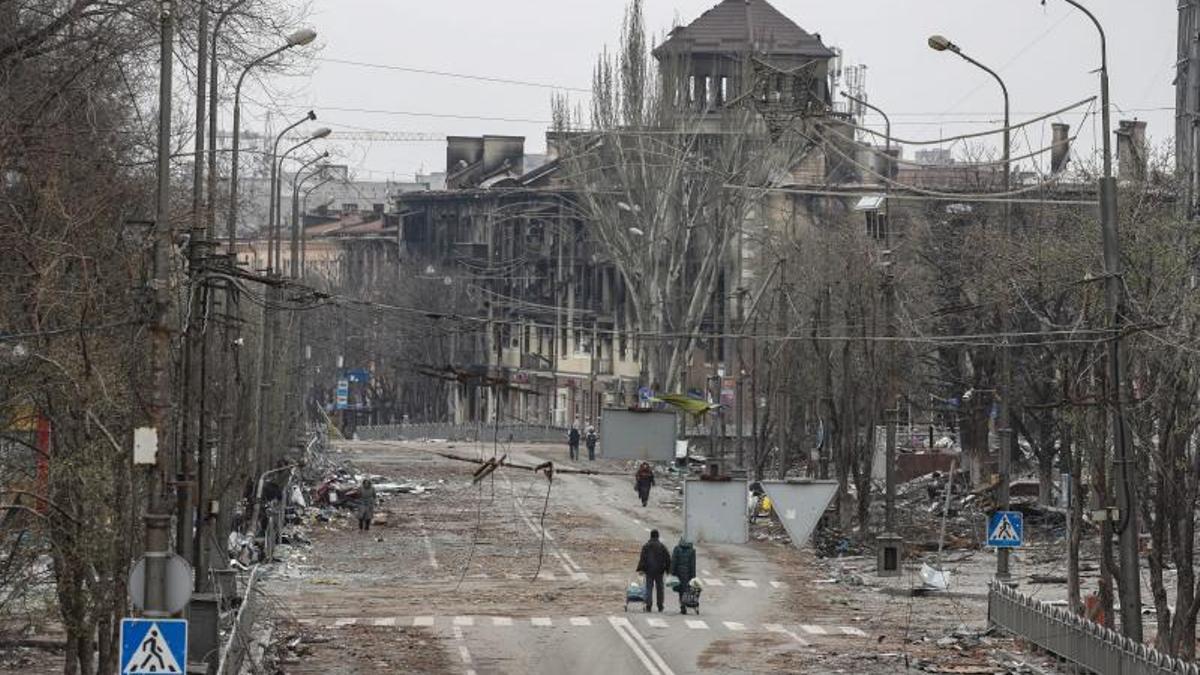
[[635, 462, 655, 507], [671, 537, 697, 614], [357, 479, 376, 531], [585, 425, 598, 461], [636, 529, 671, 613], [567, 424, 581, 461]]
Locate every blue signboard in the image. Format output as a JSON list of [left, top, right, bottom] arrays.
[[987, 510, 1024, 549], [638, 386, 653, 403], [335, 379, 349, 411], [120, 618, 186, 674], [345, 368, 371, 383]]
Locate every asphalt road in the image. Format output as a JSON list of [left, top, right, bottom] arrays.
[[461, 445, 790, 675], [268, 440, 873, 674]]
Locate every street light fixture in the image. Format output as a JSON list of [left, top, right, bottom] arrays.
[[226, 27, 318, 253], [928, 34, 1013, 583], [927, 34, 956, 53]]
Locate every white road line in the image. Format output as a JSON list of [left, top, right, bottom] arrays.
[[505, 573, 522, 580], [764, 623, 810, 646], [702, 578, 724, 587], [570, 617, 592, 627], [419, 523, 440, 569], [723, 621, 746, 631], [560, 551, 582, 572], [452, 626, 473, 665], [334, 618, 357, 626], [542, 572, 558, 581], [685, 619, 709, 630], [413, 616, 435, 627], [453, 616, 475, 627], [492, 616, 514, 626], [737, 579, 758, 588], [770, 581, 788, 589], [840, 626, 867, 637], [701, 569, 711, 577], [608, 617, 676, 675], [531, 617, 553, 627], [372, 617, 397, 627], [800, 624, 827, 635], [571, 572, 590, 581], [645, 618, 668, 628]]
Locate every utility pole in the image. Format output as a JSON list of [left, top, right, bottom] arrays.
[[1177, 0, 1200, 217], [843, 91, 897, 532], [143, 0, 176, 618], [178, 0, 209, 573]]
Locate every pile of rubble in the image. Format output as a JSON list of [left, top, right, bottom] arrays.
[[313, 465, 442, 524]]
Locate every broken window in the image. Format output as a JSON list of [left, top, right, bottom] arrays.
[[865, 211, 888, 241]]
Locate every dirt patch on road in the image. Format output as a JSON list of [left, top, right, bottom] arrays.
[[270, 622, 453, 674]]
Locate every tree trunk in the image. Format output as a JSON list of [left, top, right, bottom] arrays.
[[1066, 431, 1083, 614], [1037, 453, 1055, 506]]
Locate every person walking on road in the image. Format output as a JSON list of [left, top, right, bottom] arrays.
[[357, 479, 376, 531], [671, 538, 697, 614], [585, 426, 598, 461], [567, 424, 581, 461], [636, 529, 671, 613], [635, 462, 655, 507]]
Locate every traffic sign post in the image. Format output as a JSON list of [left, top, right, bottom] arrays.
[[121, 618, 187, 674], [987, 510, 1024, 549]]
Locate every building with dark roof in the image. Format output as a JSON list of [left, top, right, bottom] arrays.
[[654, 0, 835, 119]]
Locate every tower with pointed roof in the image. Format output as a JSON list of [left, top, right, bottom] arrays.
[[653, 0, 835, 121]]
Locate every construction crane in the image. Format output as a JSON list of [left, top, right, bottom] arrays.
[[215, 130, 445, 143], [301, 130, 445, 142]]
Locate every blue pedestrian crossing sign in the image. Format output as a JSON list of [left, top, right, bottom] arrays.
[[121, 618, 186, 674], [987, 510, 1024, 548]]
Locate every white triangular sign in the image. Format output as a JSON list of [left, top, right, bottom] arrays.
[[124, 622, 183, 674]]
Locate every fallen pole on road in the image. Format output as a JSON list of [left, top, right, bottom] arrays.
[[425, 449, 629, 477]]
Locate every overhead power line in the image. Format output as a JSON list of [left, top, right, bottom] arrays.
[[315, 57, 592, 94], [283, 104, 552, 125]]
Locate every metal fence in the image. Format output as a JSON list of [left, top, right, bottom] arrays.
[[988, 583, 1200, 675], [356, 422, 568, 444], [214, 564, 262, 675]]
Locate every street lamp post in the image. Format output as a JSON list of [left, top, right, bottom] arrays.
[[292, 152, 330, 279], [205, 0, 246, 236], [843, 91, 899, 534], [227, 28, 316, 251], [1044, 0, 1140, 640], [276, 128, 330, 274], [928, 34, 1013, 582], [266, 114, 318, 272], [301, 180, 334, 277], [254, 127, 328, 479]]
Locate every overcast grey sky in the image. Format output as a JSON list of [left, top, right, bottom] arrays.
[[246, 0, 1177, 182]]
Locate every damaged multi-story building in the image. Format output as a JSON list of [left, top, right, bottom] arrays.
[[395, 0, 850, 426]]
